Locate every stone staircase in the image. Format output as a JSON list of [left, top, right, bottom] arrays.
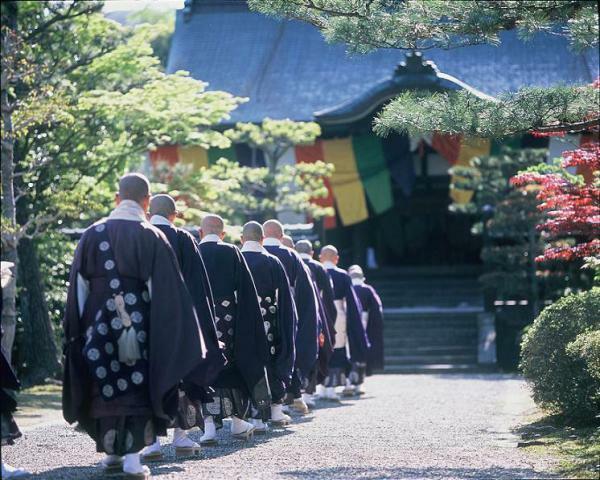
[[367, 266, 484, 373]]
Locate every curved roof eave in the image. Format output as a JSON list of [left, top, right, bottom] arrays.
[[315, 55, 495, 126]]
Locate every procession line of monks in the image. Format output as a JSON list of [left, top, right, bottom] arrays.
[[7, 173, 383, 480]]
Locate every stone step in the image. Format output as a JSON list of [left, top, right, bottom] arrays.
[[382, 364, 486, 374], [384, 318, 477, 328], [384, 345, 477, 356], [385, 354, 478, 365], [383, 337, 478, 349], [382, 328, 477, 340]]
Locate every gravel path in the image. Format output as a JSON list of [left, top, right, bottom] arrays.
[[4, 374, 557, 479]]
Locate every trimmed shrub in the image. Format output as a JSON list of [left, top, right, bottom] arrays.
[[568, 330, 600, 383], [520, 288, 600, 422]]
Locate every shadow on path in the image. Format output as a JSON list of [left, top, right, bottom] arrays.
[[280, 465, 556, 479]]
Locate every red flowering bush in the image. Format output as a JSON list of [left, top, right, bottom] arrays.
[[512, 141, 599, 263]]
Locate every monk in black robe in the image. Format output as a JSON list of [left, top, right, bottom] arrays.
[[349, 265, 384, 380], [198, 214, 270, 443], [63, 173, 208, 479], [140, 194, 226, 459], [295, 240, 336, 407], [319, 245, 370, 402], [241, 222, 297, 428], [263, 220, 319, 415]]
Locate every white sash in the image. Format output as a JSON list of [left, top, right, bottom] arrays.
[[334, 299, 347, 348]]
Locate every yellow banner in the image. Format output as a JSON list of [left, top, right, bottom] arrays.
[[322, 138, 369, 226], [450, 137, 491, 204], [178, 145, 209, 170]]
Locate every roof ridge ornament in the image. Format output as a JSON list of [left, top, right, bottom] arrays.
[[394, 51, 439, 77]]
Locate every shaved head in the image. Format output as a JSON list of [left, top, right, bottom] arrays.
[[118, 173, 150, 203], [348, 264, 364, 279], [149, 194, 177, 219], [319, 244, 339, 264], [242, 221, 263, 243], [281, 235, 294, 248], [201, 214, 225, 236], [295, 239, 313, 255], [263, 219, 284, 239]]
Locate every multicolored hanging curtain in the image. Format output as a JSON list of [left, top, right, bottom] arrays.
[[381, 133, 414, 197], [321, 138, 369, 226], [449, 137, 491, 204], [179, 145, 209, 169], [352, 134, 394, 214], [295, 141, 337, 229]]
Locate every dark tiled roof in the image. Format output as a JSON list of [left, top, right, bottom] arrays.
[[167, 2, 599, 124]]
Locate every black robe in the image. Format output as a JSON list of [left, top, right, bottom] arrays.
[[242, 249, 297, 392], [353, 282, 385, 375], [63, 218, 207, 436], [302, 257, 336, 381], [198, 240, 270, 400], [153, 222, 225, 385], [264, 244, 319, 378], [326, 266, 370, 363]]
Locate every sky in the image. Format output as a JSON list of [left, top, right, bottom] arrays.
[[102, 0, 184, 13]]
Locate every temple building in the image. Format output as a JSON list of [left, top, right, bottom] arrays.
[[154, 0, 598, 268]]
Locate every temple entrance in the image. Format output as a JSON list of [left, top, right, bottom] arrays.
[[324, 137, 481, 267]]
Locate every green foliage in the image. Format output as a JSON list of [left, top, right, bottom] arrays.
[[450, 148, 546, 299], [520, 288, 600, 422], [250, 1, 598, 52], [373, 87, 599, 139], [567, 330, 600, 384], [35, 232, 79, 335], [126, 8, 175, 68], [225, 119, 322, 167], [4, 1, 243, 242], [154, 158, 334, 225]]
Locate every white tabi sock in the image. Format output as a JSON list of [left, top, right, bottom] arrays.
[[201, 416, 216, 440], [315, 384, 325, 397], [172, 427, 199, 448], [140, 438, 161, 455], [302, 393, 315, 406], [325, 387, 337, 398], [231, 416, 253, 434], [123, 453, 144, 474], [2, 462, 30, 478]]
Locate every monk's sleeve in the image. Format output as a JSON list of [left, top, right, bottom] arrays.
[[148, 237, 206, 421], [345, 276, 370, 363], [234, 248, 270, 367], [62, 234, 89, 425], [273, 260, 297, 385], [293, 261, 319, 377], [318, 268, 337, 340], [366, 286, 385, 372], [180, 233, 225, 384]]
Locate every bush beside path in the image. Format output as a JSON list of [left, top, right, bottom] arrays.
[[5, 374, 558, 479]]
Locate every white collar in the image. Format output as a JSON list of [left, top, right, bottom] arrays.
[[351, 277, 365, 286], [149, 215, 171, 226], [322, 260, 336, 269], [299, 253, 313, 260], [263, 237, 281, 247], [200, 233, 222, 244], [241, 241, 265, 253], [108, 200, 147, 222]]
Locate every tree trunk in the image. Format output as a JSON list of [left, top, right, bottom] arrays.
[[16, 237, 61, 384], [1, 1, 19, 363], [263, 152, 279, 220]]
